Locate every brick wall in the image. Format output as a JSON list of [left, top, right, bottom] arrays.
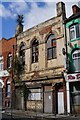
[[0, 37, 16, 108]]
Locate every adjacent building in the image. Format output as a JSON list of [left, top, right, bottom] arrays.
[[16, 2, 67, 114], [64, 5, 80, 114], [0, 37, 16, 109]]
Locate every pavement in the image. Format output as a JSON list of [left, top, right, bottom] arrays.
[[2, 109, 80, 120]]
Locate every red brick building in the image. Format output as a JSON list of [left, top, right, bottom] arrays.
[[0, 37, 16, 109]]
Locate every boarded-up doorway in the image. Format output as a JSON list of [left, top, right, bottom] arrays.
[[44, 86, 52, 113], [58, 92, 64, 114]]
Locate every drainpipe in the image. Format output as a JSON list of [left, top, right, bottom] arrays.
[[64, 22, 68, 70], [64, 22, 70, 114]]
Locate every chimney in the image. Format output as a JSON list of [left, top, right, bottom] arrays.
[[56, 2, 66, 20], [78, 1, 80, 7], [72, 5, 80, 14]]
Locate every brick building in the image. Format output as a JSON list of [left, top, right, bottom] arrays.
[[15, 2, 67, 114], [0, 37, 16, 109]]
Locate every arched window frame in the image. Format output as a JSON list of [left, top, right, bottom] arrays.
[[32, 39, 39, 63], [19, 42, 26, 66], [6, 80, 10, 97], [47, 34, 56, 60]]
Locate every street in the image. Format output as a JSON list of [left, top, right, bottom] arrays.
[[2, 113, 80, 120], [2, 113, 56, 120]]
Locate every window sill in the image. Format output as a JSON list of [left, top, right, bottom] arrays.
[[70, 37, 80, 42], [32, 61, 38, 64], [47, 57, 57, 60]]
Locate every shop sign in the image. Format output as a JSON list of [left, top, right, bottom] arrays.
[[67, 73, 80, 81]]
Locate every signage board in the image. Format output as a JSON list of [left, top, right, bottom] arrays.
[[67, 73, 80, 82]]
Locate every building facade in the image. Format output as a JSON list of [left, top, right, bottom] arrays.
[[64, 5, 80, 114], [16, 2, 67, 114], [0, 37, 16, 109]]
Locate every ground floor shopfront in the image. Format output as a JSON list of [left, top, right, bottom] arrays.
[[16, 77, 67, 114], [66, 73, 80, 114]]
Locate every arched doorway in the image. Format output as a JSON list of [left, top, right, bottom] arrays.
[[0, 79, 4, 119]]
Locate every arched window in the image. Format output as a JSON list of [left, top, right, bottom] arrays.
[[6, 80, 10, 97], [7, 53, 12, 68], [32, 39, 39, 63], [47, 34, 56, 60], [19, 43, 26, 66], [72, 49, 80, 72]]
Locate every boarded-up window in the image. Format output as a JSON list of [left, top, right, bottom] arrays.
[[28, 89, 41, 100]]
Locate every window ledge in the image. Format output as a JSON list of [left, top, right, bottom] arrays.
[[70, 37, 80, 42], [47, 57, 57, 60]]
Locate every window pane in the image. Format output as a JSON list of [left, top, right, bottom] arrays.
[[7, 84, 10, 96], [53, 47, 56, 58], [73, 59, 78, 72], [1, 63, 4, 70], [0, 62, 4, 70], [7, 54, 12, 68], [32, 40, 39, 63], [47, 48, 52, 59], [19, 45, 25, 66], [6, 80, 10, 97], [32, 52, 38, 63], [20, 45, 26, 50], [36, 45, 38, 51], [47, 34, 55, 48], [73, 94, 80, 105], [72, 50, 80, 72], [32, 46, 35, 52], [70, 30, 75, 40], [48, 34, 55, 40], [47, 39, 51, 48], [52, 40, 56, 47], [35, 52, 38, 62], [70, 26, 75, 40], [78, 58, 80, 72], [76, 24, 80, 38], [32, 53, 35, 63]]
